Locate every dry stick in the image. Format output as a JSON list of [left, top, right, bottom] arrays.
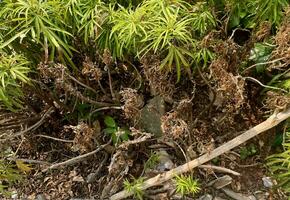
[[1, 107, 54, 140], [68, 74, 98, 95], [198, 164, 240, 176], [43, 142, 110, 172], [110, 108, 290, 200], [34, 134, 74, 143], [242, 57, 286, 73]]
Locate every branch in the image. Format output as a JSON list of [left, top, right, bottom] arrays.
[[43, 141, 110, 172], [1, 107, 54, 141], [110, 108, 290, 200], [198, 164, 240, 176]]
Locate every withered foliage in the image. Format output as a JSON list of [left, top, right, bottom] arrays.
[[82, 57, 103, 82], [210, 58, 246, 112], [65, 122, 99, 153], [120, 88, 144, 123], [264, 91, 290, 111], [141, 55, 175, 103]]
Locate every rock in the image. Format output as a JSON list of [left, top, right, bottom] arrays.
[[11, 191, 18, 199], [86, 172, 97, 183], [198, 194, 213, 200], [222, 188, 252, 200], [208, 175, 232, 189], [254, 191, 270, 200], [155, 150, 174, 171], [213, 197, 227, 200], [248, 195, 257, 200], [138, 96, 165, 137], [262, 177, 273, 188], [36, 194, 47, 200]]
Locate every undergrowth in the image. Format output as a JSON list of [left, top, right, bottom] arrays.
[[0, 0, 290, 198]]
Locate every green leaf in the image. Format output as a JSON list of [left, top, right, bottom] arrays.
[[104, 127, 116, 135], [104, 116, 116, 128]]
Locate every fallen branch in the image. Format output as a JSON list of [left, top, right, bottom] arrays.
[[43, 141, 110, 172], [198, 165, 240, 176], [34, 134, 74, 143], [0, 107, 54, 141], [110, 108, 290, 200]]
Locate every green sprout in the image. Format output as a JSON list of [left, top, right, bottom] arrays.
[[124, 177, 144, 200], [174, 174, 200, 196]]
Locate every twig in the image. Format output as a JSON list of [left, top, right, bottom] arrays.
[[1, 107, 54, 140], [107, 67, 116, 100], [34, 134, 74, 143], [244, 76, 288, 93], [242, 57, 286, 73], [198, 165, 240, 176], [68, 74, 98, 95], [90, 106, 123, 115], [43, 141, 110, 171], [6, 158, 50, 165], [110, 108, 290, 200]]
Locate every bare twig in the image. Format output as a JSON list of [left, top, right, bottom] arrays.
[[6, 158, 50, 165], [1, 107, 54, 141], [90, 106, 123, 115], [242, 57, 286, 73], [244, 76, 288, 93], [43, 141, 110, 171], [34, 134, 74, 143], [68, 74, 98, 95], [110, 108, 290, 200], [107, 67, 116, 100], [198, 165, 240, 176]]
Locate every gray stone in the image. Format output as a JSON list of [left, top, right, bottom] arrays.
[[222, 188, 251, 200], [208, 175, 232, 189], [254, 191, 269, 200], [213, 197, 226, 200], [138, 96, 165, 137], [155, 150, 174, 171], [262, 177, 274, 188], [36, 194, 47, 200], [198, 194, 213, 200]]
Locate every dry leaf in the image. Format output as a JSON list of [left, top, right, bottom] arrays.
[[16, 160, 33, 174]]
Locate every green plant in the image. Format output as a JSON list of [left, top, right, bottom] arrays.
[[110, 4, 153, 58], [144, 151, 159, 170], [0, 0, 74, 66], [140, 1, 194, 82], [76, 0, 106, 44], [190, 2, 217, 36], [174, 174, 200, 196], [0, 52, 31, 111], [104, 116, 130, 145], [267, 130, 290, 193], [0, 160, 23, 196], [123, 177, 144, 200], [240, 144, 258, 160]]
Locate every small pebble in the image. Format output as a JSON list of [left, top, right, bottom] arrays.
[[198, 194, 213, 200], [262, 177, 273, 188]]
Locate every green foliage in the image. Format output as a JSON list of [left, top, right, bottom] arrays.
[[104, 116, 130, 145], [174, 174, 200, 196], [0, 0, 74, 65], [124, 177, 144, 200], [240, 144, 258, 160], [190, 2, 217, 36], [267, 130, 290, 193], [227, 0, 289, 29], [0, 52, 30, 111], [144, 151, 159, 169], [0, 160, 23, 196]]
